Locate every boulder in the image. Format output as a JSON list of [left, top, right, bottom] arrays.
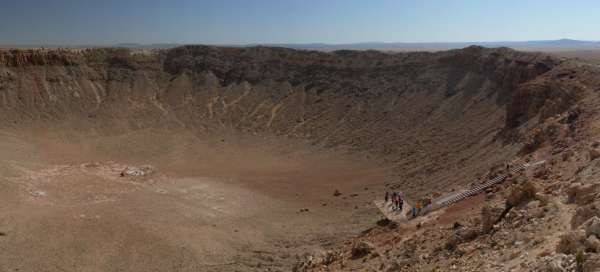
[[583, 216, 600, 238], [567, 183, 599, 205], [573, 202, 600, 228], [585, 235, 600, 253], [526, 200, 541, 209]]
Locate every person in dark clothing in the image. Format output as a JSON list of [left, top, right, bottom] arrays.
[[385, 191, 389, 203], [398, 197, 404, 212]]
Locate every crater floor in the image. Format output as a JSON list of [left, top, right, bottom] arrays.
[[0, 128, 389, 271]]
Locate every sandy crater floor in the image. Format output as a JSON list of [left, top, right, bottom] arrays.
[[0, 128, 388, 271]]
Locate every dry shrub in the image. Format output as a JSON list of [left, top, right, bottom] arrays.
[[521, 128, 545, 154], [506, 181, 537, 207], [481, 205, 504, 233], [557, 230, 586, 254], [351, 241, 374, 259]]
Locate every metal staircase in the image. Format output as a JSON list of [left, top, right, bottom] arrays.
[[420, 160, 545, 215]]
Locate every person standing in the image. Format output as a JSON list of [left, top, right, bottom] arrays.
[[399, 196, 404, 212], [385, 191, 389, 203], [416, 201, 422, 216], [396, 193, 403, 211]]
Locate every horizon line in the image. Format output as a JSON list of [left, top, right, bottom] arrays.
[[2, 38, 600, 49]]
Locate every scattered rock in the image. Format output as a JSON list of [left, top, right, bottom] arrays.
[[333, 190, 342, 197]]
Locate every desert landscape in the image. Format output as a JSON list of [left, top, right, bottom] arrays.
[[5, 1, 600, 271], [1, 44, 599, 271]]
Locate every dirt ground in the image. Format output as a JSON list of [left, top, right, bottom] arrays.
[[0, 127, 390, 271]]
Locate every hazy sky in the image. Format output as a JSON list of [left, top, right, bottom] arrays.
[[0, 0, 598, 45]]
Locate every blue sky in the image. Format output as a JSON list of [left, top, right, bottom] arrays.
[[0, 0, 598, 45]]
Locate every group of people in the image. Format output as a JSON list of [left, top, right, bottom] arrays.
[[384, 191, 404, 212], [385, 191, 432, 218]]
